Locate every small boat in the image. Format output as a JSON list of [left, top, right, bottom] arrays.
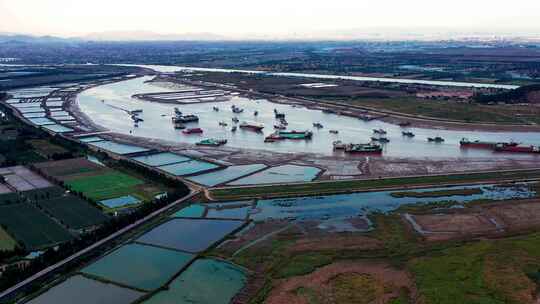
[[239, 122, 264, 132], [174, 108, 182, 115], [279, 118, 288, 125], [196, 138, 227, 146], [131, 109, 143, 114], [232, 105, 244, 113], [274, 124, 286, 130], [254, 111, 258, 116], [333, 140, 347, 150], [329, 130, 339, 134], [373, 128, 387, 135], [213, 107, 219, 112], [274, 109, 286, 119], [174, 122, 186, 129], [313, 122, 323, 129], [232, 117, 240, 123], [219, 121, 228, 127], [182, 128, 203, 135], [231, 126, 237, 132], [371, 137, 390, 143], [402, 131, 415, 137], [277, 130, 313, 140], [428, 136, 445, 143]]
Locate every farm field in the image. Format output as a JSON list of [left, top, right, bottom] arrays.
[[65, 171, 144, 201], [0, 203, 73, 250], [26, 139, 68, 158], [36, 195, 108, 230], [33, 158, 104, 181], [36, 158, 165, 203], [0, 226, 18, 251]]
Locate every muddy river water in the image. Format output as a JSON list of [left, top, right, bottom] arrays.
[[77, 76, 540, 160]]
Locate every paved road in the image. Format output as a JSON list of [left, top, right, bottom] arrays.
[[0, 190, 200, 301]]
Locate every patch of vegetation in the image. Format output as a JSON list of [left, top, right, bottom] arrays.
[[65, 171, 144, 201], [331, 273, 382, 304]]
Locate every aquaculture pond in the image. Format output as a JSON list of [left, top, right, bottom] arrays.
[[227, 164, 322, 185], [143, 259, 247, 304], [211, 183, 536, 232], [100, 195, 140, 209], [156, 160, 220, 176], [77, 136, 105, 143], [42, 124, 73, 133], [132, 152, 191, 167], [206, 201, 255, 220], [187, 164, 267, 187], [171, 204, 206, 218], [26, 275, 145, 304], [89, 140, 150, 155], [78, 76, 540, 159], [27, 118, 55, 126], [81, 243, 194, 291], [136, 218, 245, 253]]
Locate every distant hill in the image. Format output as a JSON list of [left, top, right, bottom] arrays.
[[0, 34, 76, 44], [81, 31, 227, 41]]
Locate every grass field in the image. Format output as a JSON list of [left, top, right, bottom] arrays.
[[36, 196, 108, 230], [210, 169, 540, 200], [66, 171, 144, 201], [0, 203, 73, 250], [0, 226, 18, 251], [390, 188, 483, 198]]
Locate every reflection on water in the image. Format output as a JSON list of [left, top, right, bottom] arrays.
[[78, 77, 540, 159]]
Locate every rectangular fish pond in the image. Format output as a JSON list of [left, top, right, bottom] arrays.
[[89, 140, 150, 155], [77, 136, 105, 143], [136, 218, 245, 253], [227, 164, 321, 186], [42, 124, 74, 133], [28, 117, 55, 126], [143, 258, 247, 304], [132, 152, 191, 167], [100, 195, 141, 209], [157, 160, 220, 176], [187, 164, 267, 187], [26, 275, 145, 304], [170, 204, 206, 218], [81, 243, 194, 291]]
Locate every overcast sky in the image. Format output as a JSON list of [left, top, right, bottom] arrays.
[[1, 0, 539, 38]]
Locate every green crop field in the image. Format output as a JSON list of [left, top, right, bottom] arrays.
[[0, 203, 73, 250], [65, 171, 144, 201], [36, 196, 108, 230], [0, 227, 18, 251]]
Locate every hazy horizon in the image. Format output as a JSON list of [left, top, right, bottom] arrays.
[[1, 0, 540, 40]]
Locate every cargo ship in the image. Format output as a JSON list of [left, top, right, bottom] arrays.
[[172, 114, 199, 123], [182, 128, 203, 134], [459, 138, 497, 149], [265, 130, 313, 142], [239, 122, 264, 132], [494, 144, 540, 153], [344, 143, 383, 154], [196, 138, 227, 146]]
